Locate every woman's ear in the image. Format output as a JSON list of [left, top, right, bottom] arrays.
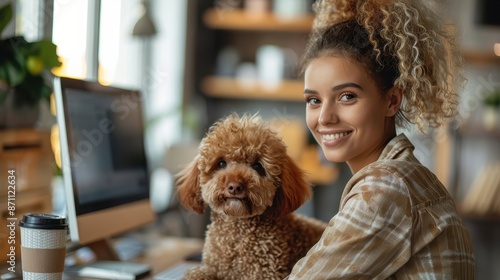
[[265, 155, 312, 219], [175, 155, 206, 214], [386, 87, 403, 117]]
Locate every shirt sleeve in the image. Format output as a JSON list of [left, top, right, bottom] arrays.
[[287, 173, 413, 279]]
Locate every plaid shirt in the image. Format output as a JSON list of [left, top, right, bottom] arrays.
[[287, 134, 475, 279]]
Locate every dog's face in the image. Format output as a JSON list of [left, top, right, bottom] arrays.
[[176, 114, 311, 219]]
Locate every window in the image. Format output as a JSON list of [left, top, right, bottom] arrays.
[[52, 0, 89, 79], [51, 0, 189, 167]]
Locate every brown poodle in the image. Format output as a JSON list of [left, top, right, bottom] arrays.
[[176, 114, 327, 280]]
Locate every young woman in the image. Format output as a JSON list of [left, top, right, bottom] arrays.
[[286, 0, 475, 279]]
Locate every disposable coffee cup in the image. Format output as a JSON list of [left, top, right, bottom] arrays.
[[19, 213, 68, 280]]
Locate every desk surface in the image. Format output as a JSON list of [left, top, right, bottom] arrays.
[[63, 235, 204, 280], [134, 236, 203, 278], [0, 232, 203, 280]]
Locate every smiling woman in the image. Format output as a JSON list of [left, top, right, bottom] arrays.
[[285, 0, 475, 279]]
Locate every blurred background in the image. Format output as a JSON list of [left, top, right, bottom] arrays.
[[0, 0, 499, 278]]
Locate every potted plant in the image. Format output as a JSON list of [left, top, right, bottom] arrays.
[[0, 3, 62, 128], [482, 89, 500, 131]]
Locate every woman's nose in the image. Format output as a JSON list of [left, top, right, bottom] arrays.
[[318, 104, 338, 125]]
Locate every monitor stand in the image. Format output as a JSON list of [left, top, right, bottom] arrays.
[[65, 239, 151, 280]]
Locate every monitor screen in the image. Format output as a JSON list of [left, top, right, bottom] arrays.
[[54, 77, 155, 246]]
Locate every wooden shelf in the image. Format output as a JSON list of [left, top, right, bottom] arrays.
[[458, 124, 500, 139], [0, 128, 54, 264], [460, 210, 500, 223], [203, 8, 314, 32], [201, 76, 305, 102], [463, 50, 500, 64], [299, 146, 338, 185], [456, 109, 500, 138]]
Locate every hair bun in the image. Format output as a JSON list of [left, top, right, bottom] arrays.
[[312, 0, 356, 30], [312, 0, 392, 30]]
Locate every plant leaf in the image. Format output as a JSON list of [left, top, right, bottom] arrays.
[[36, 40, 62, 68], [0, 3, 13, 36], [4, 58, 26, 86], [14, 74, 45, 106]]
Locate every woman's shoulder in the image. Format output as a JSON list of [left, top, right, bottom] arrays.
[[352, 158, 423, 185], [340, 162, 413, 220], [347, 159, 451, 209], [344, 161, 413, 202]]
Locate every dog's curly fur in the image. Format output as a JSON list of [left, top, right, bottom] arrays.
[[176, 114, 327, 280]]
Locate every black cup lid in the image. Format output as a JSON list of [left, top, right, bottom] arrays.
[[19, 213, 68, 229]]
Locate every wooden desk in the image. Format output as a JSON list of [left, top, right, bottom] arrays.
[[62, 235, 204, 279], [134, 236, 203, 278]]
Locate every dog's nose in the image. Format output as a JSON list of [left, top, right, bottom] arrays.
[[227, 182, 244, 195]]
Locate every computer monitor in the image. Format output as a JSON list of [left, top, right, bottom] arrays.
[[54, 76, 155, 258]]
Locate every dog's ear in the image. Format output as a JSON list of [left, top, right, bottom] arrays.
[[176, 155, 206, 214], [265, 154, 312, 219]]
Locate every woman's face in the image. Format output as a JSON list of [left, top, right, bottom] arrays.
[[304, 56, 397, 174]]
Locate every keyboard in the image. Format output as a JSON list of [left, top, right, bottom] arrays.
[[153, 262, 200, 280]]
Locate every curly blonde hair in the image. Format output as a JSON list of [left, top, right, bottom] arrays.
[[301, 0, 464, 131]]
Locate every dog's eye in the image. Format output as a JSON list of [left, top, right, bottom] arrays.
[[251, 162, 266, 177], [217, 160, 227, 169]]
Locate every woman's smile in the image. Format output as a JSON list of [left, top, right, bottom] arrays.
[[319, 130, 352, 146]]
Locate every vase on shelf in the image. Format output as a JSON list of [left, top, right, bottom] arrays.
[[0, 90, 40, 129], [482, 106, 499, 132]]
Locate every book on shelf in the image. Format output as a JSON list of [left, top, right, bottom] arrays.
[[461, 162, 500, 218]]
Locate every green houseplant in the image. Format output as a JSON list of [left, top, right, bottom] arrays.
[[484, 90, 500, 109], [0, 3, 62, 128], [482, 89, 500, 131]]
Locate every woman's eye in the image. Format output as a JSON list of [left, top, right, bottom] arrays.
[[251, 162, 266, 177], [339, 93, 356, 101], [217, 160, 227, 169], [305, 97, 320, 105]]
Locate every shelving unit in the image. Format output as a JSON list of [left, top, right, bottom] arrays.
[[457, 115, 500, 139], [190, 4, 337, 186], [201, 76, 304, 101], [199, 8, 312, 102], [0, 129, 54, 263], [445, 34, 500, 217], [462, 50, 500, 65], [203, 8, 314, 32]]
